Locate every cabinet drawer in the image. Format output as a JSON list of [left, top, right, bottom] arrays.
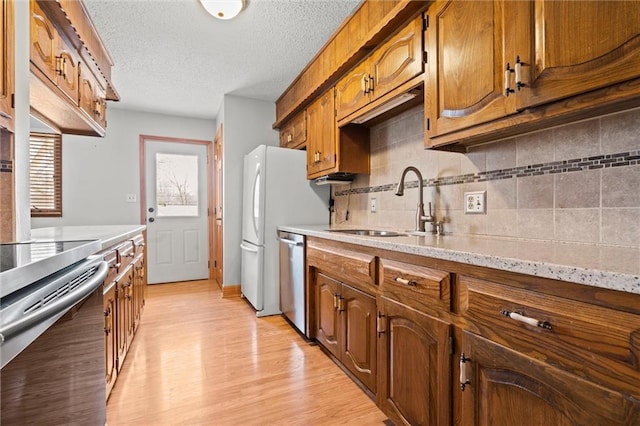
[[307, 239, 376, 290], [102, 249, 118, 285], [132, 234, 145, 259], [380, 258, 450, 312], [117, 240, 135, 270], [459, 275, 640, 396]]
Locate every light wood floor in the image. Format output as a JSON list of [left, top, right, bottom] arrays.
[[106, 280, 389, 425]]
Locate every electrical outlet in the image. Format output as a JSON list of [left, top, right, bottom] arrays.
[[370, 198, 377, 213], [126, 193, 137, 203], [464, 191, 486, 214]]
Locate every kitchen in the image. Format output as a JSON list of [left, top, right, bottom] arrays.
[[1, 0, 640, 425]]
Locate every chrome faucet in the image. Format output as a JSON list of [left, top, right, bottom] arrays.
[[395, 166, 434, 233]]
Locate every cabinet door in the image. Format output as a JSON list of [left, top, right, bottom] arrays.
[[306, 89, 336, 178], [459, 331, 640, 425], [103, 283, 117, 398], [132, 255, 144, 332], [116, 266, 134, 372], [56, 39, 79, 105], [371, 14, 424, 102], [0, 0, 14, 131], [378, 297, 451, 426], [30, 1, 58, 85], [340, 284, 377, 393], [314, 273, 341, 358], [335, 60, 370, 121], [425, 0, 516, 140], [516, 1, 640, 110]]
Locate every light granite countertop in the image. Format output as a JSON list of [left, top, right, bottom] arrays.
[[31, 225, 146, 250], [278, 225, 640, 295]]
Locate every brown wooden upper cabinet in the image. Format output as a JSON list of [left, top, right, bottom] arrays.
[[306, 89, 337, 178], [0, 0, 14, 132], [336, 15, 425, 122], [278, 110, 306, 150], [31, 1, 80, 106], [30, 0, 118, 137], [425, 0, 640, 147]]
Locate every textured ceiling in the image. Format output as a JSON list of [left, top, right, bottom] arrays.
[[83, 0, 361, 120]]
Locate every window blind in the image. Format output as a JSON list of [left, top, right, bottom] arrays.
[[30, 133, 62, 217]]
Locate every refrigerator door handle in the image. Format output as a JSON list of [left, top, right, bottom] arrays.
[[240, 243, 259, 253], [277, 237, 303, 246]]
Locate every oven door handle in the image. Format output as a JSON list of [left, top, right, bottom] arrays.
[[0, 261, 108, 345]]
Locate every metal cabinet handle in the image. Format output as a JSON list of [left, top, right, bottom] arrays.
[[515, 56, 525, 90], [395, 277, 417, 286], [125, 253, 135, 258], [501, 310, 552, 329], [110, 262, 121, 269], [368, 74, 374, 93], [277, 237, 302, 246], [460, 353, 471, 391], [376, 312, 386, 337], [504, 63, 515, 96], [361, 75, 367, 93], [333, 294, 339, 310]]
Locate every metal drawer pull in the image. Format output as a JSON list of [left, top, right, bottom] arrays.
[[501, 310, 552, 330], [395, 277, 417, 286], [110, 262, 121, 269], [460, 353, 471, 391]]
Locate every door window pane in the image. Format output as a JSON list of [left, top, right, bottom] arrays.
[[156, 153, 199, 217]]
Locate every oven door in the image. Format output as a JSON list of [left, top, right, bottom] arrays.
[[0, 257, 108, 425]]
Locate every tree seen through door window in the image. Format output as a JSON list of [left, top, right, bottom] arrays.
[[155, 153, 199, 217]]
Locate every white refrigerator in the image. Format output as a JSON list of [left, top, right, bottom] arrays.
[[240, 145, 329, 317]]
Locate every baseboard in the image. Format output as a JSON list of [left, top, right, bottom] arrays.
[[222, 285, 241, 298]]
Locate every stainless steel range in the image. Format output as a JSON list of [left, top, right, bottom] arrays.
[[0, 239, 108, 424]]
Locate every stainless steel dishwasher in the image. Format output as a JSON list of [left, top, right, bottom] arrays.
[[278, 231, 307, 337]]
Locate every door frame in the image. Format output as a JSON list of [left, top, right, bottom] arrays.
[[139, 134, 214, 281]]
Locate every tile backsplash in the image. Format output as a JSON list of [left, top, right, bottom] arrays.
[[332, 106, 640, 247]]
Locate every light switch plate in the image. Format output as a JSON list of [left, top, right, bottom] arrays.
[[464, 191, 486, 214], [370, 198, 377, 213], [126, 193, 137, 203]]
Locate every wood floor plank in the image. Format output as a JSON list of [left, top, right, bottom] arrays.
[[106, 280, 388, 425]]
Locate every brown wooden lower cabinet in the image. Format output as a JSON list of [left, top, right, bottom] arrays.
[[459, 331, 640, 425], [314, 273, 377, 393], [102, 234, 147, 399], [377, 296, 451, 426], [103, 281, 117, 397], [306, 236, 640, 426], [116, 264, 134, 372]]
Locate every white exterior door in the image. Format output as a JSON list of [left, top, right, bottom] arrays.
[[145, 140, 209, 284]]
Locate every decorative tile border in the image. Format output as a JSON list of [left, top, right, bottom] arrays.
[[335, 150, 640, 196], [0, 159, 12, 173]]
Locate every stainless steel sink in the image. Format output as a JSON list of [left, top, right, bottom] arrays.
[[328, 229, 406, 237]]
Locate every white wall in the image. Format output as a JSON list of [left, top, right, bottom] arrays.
[[14, 1, 31, 241], [218, 95, 278, 287], [32, 108, 214, 228]]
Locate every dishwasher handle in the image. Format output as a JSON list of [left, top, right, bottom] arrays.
[[0, 261, 108, 345], [278, 237, 303, 246]]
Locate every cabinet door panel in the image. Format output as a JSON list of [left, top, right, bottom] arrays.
[[341, 284, 377, 392], [315, 273, 340, 358], [426, 0, 514, 139], [371, 15, 423, 102], [57, 40, 79, 105], [378, 297, 451, 426], [30, 1, 57, 84], [306, 90, 336, 178], [103, 283, 117, 398], [335, 61, 370, 121], [460, 331, 640, 426], [518, 0, 640, 109]]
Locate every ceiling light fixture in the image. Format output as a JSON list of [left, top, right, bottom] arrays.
[[200, 0, 245, 20]]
